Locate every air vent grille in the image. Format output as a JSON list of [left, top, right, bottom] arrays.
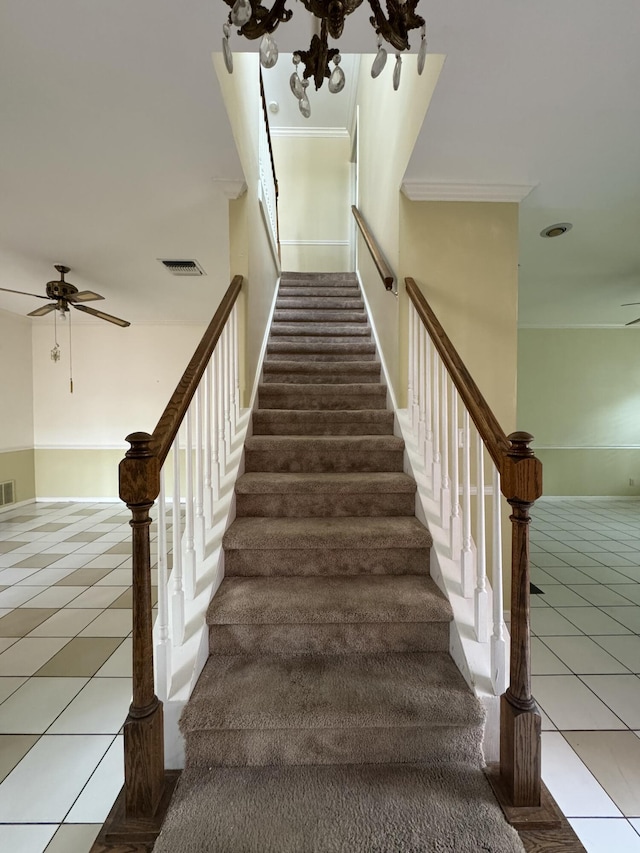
[[159, 259, 206, 276], [0, 480, 15, 507]]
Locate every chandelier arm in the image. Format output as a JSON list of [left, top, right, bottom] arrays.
[[298, 0, 365, 39], [296, 20, 339, 90], [226, 0, 294, 39], [368, 0, 424, 52]]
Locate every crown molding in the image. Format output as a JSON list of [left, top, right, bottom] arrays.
[[270, 127, 349, 138], [401, 181, 536, 203], [212, 179, 247, 199], [518, 323, 633, 330]]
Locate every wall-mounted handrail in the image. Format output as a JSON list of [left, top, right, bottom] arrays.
[[404, 275, 544, 817], [352, 205, 395, 292], [259, 71, 280, 258], [117, 275, 243, 835]]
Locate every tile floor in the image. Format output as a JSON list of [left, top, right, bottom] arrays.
[[530, 498, 640, 852], [0, 497, 639, 852]]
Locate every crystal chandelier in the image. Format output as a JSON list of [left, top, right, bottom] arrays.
[[221, 0, 427, 117]]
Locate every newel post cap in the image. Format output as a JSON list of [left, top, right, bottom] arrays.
[[119, 432, 160, 506], [500, 432, 543, 504]]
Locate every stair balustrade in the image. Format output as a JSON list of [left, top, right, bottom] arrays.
[[110, 275, 243, 841], [405, 276, 543, 812]]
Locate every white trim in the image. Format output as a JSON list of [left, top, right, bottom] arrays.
[[534, 445, 640, 451], [355, 270, 398, 412], [519, 323, 634, 330], [0, 446, 33, 454], [34, 444, 127, 451], [257, 185, 281, 273], [34, 496, 121, 503], [538, 495, 640, 502], [401, 181, 536, 203], [279, 239, 350, 247], [0, 497, 36, 514], [212, 178, 247, 199], [270, 127, 349, 138]]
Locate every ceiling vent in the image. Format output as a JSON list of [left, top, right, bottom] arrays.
[[159, 259, 206, 276]]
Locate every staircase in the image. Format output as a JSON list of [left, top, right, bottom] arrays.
[[154, 272, 525, 852]]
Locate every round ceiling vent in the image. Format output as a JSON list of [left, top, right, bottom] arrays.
[[540, 222, 573, 238]]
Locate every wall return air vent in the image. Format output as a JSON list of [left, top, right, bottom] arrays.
[[0, 480, 15, 507], [159, 259, 206, 276]]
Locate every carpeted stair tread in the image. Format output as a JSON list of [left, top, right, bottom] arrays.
[[273, 309, 368, 323], [276, 296, 364, 309], [270, 322, 371, 336], [263, 359, 379, 375], [207, 575, 451, 626], [280, 271, 357, 283], [223, 516, 431, 551], [154, 763, 525, 853], [258, 384, 387, 410], [235, 472, 415, 494], [252, 409, 394, 435], [245, 434, 403, 451], [244, 434, 404, 473], [278, 285, 361, 298], [181, 652, 482, 732]]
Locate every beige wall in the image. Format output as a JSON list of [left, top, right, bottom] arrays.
[[0, 310, 35, 501], [272, 135, 352, 272], [400, 199, 520, 431], [518, 329, 640, 495], [215, 53, 279, 406], [355, 55, 443, 399]]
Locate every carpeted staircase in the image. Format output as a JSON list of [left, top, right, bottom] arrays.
[[154, 272, 525, 853]]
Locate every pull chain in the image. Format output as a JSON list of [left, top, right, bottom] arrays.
[[68, 308, 74, 393]]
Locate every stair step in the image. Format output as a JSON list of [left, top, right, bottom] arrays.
[[281, 272, 357, 284], [252, 409, 394, 435], [267, 339, 376, 358], [208, 575, 450, 655], [263, 360, 380, 384], [270, 322, 371, 337], [279, 286, 361, 298], [258, 383, 387, 410], [276, 297, 364, 310], [181, 652, 483, 767], [235, 472, 415, 515], [223, 516, 431, 576], [244, 434, 404, 473], [273, 310, 368, 324]]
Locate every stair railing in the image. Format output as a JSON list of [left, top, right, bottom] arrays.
[[405, 276, 543, 812], [352, 205, 395, 292], [117, 275, 243, 832], [259, 70, 280, 262]]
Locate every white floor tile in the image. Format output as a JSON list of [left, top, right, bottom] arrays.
[[531, 608, 583, 636], [44, 823, 101, 853], [531, 638, 571, 675], [95, 569, 132, 586], [0, 734, 112, 821], [539, 586, 591, 607], [613, 585, 640, 606], [16, 568, 76, 586], [47, 678, 132, 734], [0, 676, 28, 704], [0, 586, 48, 607], [28, 609, 103, 637], [532, 675, 626, 729], [66, 585, 128, 609], [556, 607, 632, 635], [0, 638, 18, 654], [565, 731, 640, 817], [543, 636, 630, 674], [581, 675, 640, 729], [601, 606, 640, 633], [570, 584, 637, 607], [541, 732, 621, 817], [78, 610, 131, 637], [45, 554, 92, 570], [66, 735, 123, 822], [82, 554, 129, 569], [0, 677, 88, 733], [95, 638, 131, 677], [577, 565, 637, 584], [0, 824, 57, 853], [0, 567, 40, 584], [20, 586, 87, 608], [0, 638, 70, 676], [631, 818, 640, 835], [594, 636, 640, 673], [569, 818, 640, 853]]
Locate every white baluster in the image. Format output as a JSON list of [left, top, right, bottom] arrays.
[[217, 334, 226, 477], [474, 432, 489, 642], [233, 304, 241, 424], [424, 334, 433, 477], [440, 365, 451, 527], [194, 383, 206, 560], [155, 468, 171, 700], [171, 439, 185, 646], [449, 389, 462, 557], [203, 361, 214, 526], [412, 309, 419, 433], [461, 410, 474, 597], [491, 464, 507, 695], [407, 302, 414, 424], [431, 351, 441, 495], [417, 323, 426, 448], [223, 325, 232, 460], [184, 406, 196, 600], [230, 306, 238, 433]]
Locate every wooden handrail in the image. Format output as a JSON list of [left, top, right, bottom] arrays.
[[259, 70, 280, 258], [405, 275, 544, 816], [405, 277, 510, 471], [115, 275, 243, 835], [151, 275, 243, 467], [352, 205, 395, 292]]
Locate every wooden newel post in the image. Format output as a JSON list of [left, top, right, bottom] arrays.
[[119, 432, 164, 821], [500, 431, 543, 808]]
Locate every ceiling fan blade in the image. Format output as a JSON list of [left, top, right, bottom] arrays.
[[0, 286, 50, 300], [621, 302, 640, 307], [625, 317, 640, 326], [72, 303, 130, 327], [68, 290, 105, 303], [28, 303, 57, 317]]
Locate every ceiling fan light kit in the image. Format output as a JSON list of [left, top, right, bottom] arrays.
[[540, 222, 572, 238], [221, 0, 427, 118]]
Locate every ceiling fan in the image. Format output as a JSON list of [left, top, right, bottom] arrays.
[[621, 302, 640, 327], [0, 264, 130, 327]]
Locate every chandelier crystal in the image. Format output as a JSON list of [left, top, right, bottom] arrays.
[[221, 0, 426, 116]]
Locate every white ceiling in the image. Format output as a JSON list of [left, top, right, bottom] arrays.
[[1, 1, 639, 327]]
